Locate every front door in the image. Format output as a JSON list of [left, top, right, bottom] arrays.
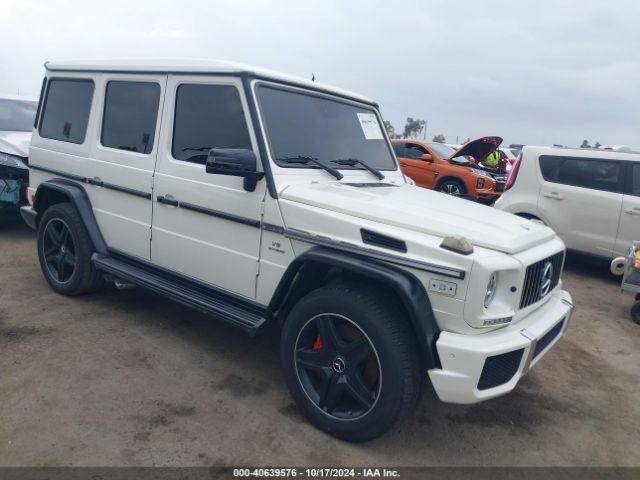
[[152, 75, 266, 299], [397, 143, 438, 189]]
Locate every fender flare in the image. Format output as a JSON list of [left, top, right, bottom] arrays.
[[268, 247, 441, 370], [34, 179, 108, 255]]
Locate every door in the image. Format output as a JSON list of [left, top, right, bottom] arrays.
[[89, 74, 166, 260], [152, 75, 266, 299], [537, 155, 624, 257], [615, 162, 640, 256], [396, 143, 438, 189]]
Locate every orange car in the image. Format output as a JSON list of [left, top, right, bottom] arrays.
[[392, 137, 506, 203]]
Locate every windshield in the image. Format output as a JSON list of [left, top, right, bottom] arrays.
[[257, 85, 396, 171], [0, 99, 37, 132], [427, 143, 458, 160]]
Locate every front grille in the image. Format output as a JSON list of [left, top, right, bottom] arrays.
[[533, 319, 565, 358], [477, 348, 525, 390], [519, 251, 565, 309]]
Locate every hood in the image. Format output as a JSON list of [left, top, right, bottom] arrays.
[[449, 136, 502, 162], [0, 131, 32, 157], [280, 182, 555, 255]]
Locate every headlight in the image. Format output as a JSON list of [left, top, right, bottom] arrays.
[[484, 272, 497, 308]]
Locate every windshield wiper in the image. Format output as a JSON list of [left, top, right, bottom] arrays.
[[278, 155, 343, 180], [331, 158, 384, 180]]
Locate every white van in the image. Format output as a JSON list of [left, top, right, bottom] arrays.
[[22, 59, 572, 441], [495, 146, 640, 259]]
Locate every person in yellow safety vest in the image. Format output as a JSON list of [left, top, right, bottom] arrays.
[[484, 150, 500, 169], [634, 246, 640, 269]]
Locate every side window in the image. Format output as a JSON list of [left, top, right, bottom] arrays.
[[172, 84, 251, 164], [632, 164, 640, 196], [39, 79, 94, 143], [392, 143, 406, 157], [101, 81, 160, 154], [405, 144, 427, 160], [540, 155, 623, 193]]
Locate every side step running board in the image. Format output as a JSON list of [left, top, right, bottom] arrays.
[[92, 253, 267, 334]]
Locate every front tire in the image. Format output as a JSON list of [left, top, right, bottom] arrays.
[[37, 203, 104, 296], [437, 178, 466, 196], [280, 283, 421, 442]]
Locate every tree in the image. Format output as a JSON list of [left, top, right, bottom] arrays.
[[432, 133, 446, 143], [580, 139, 591, 148], [594, 141, 602, 149], [383, 120, 395, 138], [402, 117, 426, 139]]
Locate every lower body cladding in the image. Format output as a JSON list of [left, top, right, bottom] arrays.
[[429, 289, 573, 404]]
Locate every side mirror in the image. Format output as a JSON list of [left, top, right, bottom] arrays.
[[206, 148, 265, 192], [421, 153, 433, 162]]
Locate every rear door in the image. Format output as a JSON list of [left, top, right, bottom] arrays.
[[151, 75, 266, 299], [537, 155, 624, 257], [615, 162, 640, 256], [395, 142, 437, 189]]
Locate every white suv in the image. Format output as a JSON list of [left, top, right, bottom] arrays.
[[22, 59, 573, 441], [495, 146, 640, 260]]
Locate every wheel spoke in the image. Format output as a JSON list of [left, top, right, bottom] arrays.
[[316, 317, 343, 352], [63, 252, 76, 267], [56, 254, 65, 280], [47, 223, 63, 246], [344, 373, 375, 410], [318, 374, 341, 413], [296, 348, 329, 372], [344, 338, 372, 368]]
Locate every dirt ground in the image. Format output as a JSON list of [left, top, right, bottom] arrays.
[[1, 221, 639, 467]]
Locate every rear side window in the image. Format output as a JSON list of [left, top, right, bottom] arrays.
[[631, 164, 640, 196], [172, 84, 251, 164], [539, 155, 624, 193], [39, 79, 94, 143], [101, 81, 160, 154]]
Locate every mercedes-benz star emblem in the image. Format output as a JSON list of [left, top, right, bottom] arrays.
[[540, 261, 553, 297], [332, 357, 346, 374]]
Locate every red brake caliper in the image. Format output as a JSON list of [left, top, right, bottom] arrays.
[[312, 334, 323, 351]]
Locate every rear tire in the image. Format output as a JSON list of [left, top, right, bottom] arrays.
[[437, 179, 466, 196], [280, 283, 421, 442], [37, 203, 104, 296], [631, 301, 640, 325]]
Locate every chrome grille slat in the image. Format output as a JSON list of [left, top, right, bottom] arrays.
[[519, 251, 565, 309]]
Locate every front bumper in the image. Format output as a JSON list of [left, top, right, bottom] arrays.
[[428, 289, 573, 404]]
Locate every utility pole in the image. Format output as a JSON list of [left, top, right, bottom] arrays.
[[423, 119, 428, 140]]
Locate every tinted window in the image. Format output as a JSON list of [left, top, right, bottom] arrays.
[[632, 164, 640, 196], [539, 155, 623, 193], [172, 84, 251, 164], [40, 79, 94, 143], [404, 144, 427, 159], [392, 143, 405, 157], [258, 86, 396, 171], [101, 81, 160, 154]]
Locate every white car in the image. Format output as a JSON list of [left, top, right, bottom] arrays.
[[22, 59, 572, 441], [0, 94, 37, 224], [495, 145, 640, 260]]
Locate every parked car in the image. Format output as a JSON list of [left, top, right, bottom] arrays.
[[0, 94, 37, 226], [23, 59, 572, 441], [392, 137, 507, 203], [495, 145, 640, 260]]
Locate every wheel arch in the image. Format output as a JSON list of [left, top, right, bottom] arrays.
[[268, 247, 441, 370], [34, 179, 107, 254]]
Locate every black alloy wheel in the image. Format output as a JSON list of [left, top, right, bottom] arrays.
[[294, 313, 381, 420], [41, 218, 76, 283]]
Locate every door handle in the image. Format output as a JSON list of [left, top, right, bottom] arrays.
[[157, 195, 179, 207], [434, 170, 440, 176], [543, 192, 564, 200], [624, 207, 640, 215]]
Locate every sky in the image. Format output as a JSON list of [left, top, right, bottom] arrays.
[[0, 0, 638, 148]]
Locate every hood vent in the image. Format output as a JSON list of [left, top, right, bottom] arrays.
[[361, 229, 407, 253]]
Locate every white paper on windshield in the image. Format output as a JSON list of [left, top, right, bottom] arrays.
[[357, 113, 384, 140]]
